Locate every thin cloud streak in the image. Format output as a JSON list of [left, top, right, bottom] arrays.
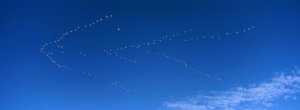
[[163, 68, 300, 110]]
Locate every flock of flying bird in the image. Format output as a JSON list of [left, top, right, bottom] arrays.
[[40, 14, 133, 92], [40, 14, 255, 92]]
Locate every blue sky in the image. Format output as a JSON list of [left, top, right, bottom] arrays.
[[1, 0, 300, 110]]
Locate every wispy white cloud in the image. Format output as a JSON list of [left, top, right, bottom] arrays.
[[162, 68, 300, 110]]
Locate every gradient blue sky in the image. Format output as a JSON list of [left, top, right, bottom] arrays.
[[2, 0, 300, 110]]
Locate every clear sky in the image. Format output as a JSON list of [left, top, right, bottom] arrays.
[[2, 0, 300, 110]]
